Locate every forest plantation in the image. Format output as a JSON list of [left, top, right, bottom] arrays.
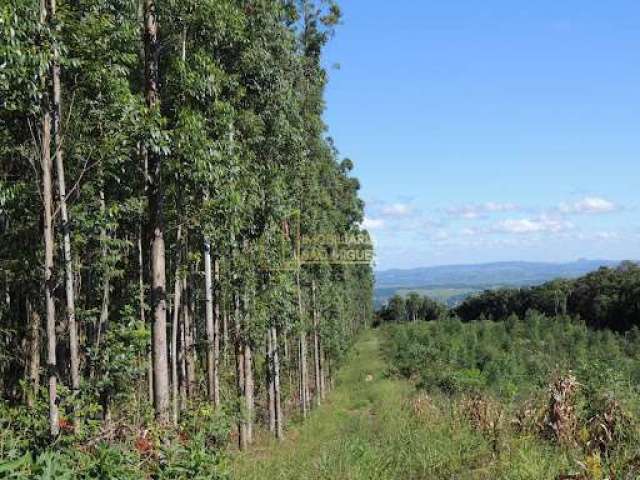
[[2, 1, 640, 479]]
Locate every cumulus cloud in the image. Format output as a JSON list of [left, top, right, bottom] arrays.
[[362, 217, 385, 230], [559, 196, 618, 215], [446, 202, 520, 219], [493, 215, 573, 235]]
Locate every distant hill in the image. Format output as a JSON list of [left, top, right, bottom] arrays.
[[374, 259, 624, 307]]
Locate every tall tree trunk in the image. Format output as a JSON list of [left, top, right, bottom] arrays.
[[284, 330, 292, 400], [233, 291, 247, 450], [203, 250, 220, 407], [48, 0, 80, 424], [204, 235, 215, 404], [171, 225, 182, 425], [320, 346, 326, 399], [299, 332, 309, 416], [271, 326, 283, 439], [41, 79, 58, 437], [26, 300, 41, 408], [222, 303, 229, 366], [179, 298, 187, 409], [296, 270, 309, 417], [241, 283, 254, 444], [184, 273, 196, 397], [266, 330, 275, 434], [312, 280, 321, 407], [144, 0, 170, 423], [244, 339, 254, 444]]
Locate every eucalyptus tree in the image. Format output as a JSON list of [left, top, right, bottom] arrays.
[[141, 0, 171, 424], [1, 0, 56, 435], [287, 0, 343, 413], [45, 0, 82, 413], [161, 0, 245, 415]]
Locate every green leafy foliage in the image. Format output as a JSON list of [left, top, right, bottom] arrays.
[[384, 316, 640, 476], [456, 262, 640, 331]]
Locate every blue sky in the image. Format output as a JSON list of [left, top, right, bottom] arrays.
[[322, 0, 640, 270]]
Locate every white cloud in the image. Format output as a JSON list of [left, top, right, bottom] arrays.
[[446, 202, 520, 219], [362, 217, 385, 230], [380, 202, 414, 217], [559, 196, 618, 215], [494, 215, 573, 235]]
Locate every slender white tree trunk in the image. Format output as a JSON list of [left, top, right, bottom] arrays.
[[144, 0, 170, 423], [296, 270, 309, 417], [272, 326, 283, 439], [267, 330, 276, 433], [312, 281, 321, 407], [233, 291, 247, 450], [41, 91, 58, 437], [204, 234, 220, 406], [184, 272, 196, 397], [171, 225, 182, 424], [244, 340, 254, 444], [48, 0, 80, 425]]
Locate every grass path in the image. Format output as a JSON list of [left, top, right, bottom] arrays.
[[231, 329, 566, 480], [231, 329, 417, 479], [231, 329, 490, 479]]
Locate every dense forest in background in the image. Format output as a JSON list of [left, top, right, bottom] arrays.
[[378, 262, 640, 333], [0, 0, 373, 476], [455, 262, 640, 331]]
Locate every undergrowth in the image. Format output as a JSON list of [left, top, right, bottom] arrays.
[[0, 398, 230, 479], [384, 314, 640, 479]]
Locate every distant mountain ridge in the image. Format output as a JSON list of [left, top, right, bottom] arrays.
[[376, 259, 623, 288], [374, 259, 626, 307]]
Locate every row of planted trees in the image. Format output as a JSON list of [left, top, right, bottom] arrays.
[[0, 0, 373, 453]]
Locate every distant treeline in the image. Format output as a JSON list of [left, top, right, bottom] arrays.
[[376, 292, 447, 324], [377, 262, 640, 332], [455, 261, 640, 331]]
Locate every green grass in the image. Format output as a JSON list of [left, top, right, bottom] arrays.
[[232, 329, 586, 479]]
